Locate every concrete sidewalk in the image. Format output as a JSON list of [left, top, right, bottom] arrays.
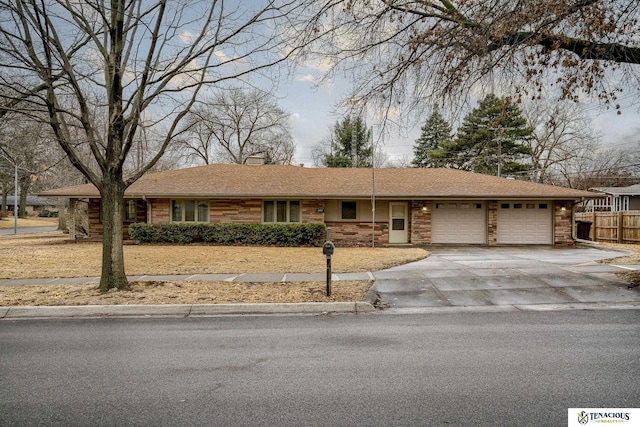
[[0, 271, 375, 287]]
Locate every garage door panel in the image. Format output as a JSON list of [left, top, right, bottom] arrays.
[[432, 202, 486, 244], [497, 201, 551, 244]]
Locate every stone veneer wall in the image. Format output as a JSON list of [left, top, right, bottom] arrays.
[[301, 200, 325, 223], [149, 199, 170, 224], [410, 201, 431, 244], [554, 200, 574, 246], [88, 198, 102, 238], [209, 199, 262, 223], [487, 201, 498, 245], [325, 221, 388, 247], [87, 198, 146, 240], [149, 198, 326, 225]]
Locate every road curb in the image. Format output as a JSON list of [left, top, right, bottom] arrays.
[[0, 302, 376, 319], [378, 302, 640, 315]]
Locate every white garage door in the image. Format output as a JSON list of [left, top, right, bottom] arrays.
[[431, 202, 486, 244], [497, 201, 552, 244]]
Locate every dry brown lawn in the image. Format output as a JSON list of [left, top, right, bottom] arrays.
[[0, 231, 427, 306], [596, 242, 640, 289], [0, 280, 372, 306], [0, 216, 58, 229]]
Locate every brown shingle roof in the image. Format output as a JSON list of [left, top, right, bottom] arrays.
[[40, 164, 602, 200]]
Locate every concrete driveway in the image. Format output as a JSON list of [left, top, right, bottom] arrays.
[[371, 246, 640, 311]]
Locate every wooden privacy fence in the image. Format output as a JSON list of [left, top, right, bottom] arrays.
[[574, 211, 640, 244]]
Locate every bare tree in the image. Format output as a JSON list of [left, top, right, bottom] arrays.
[[181, 88, 295, 165], [0, 0, 304, 290], [293, 1, 640, 122], [523, 101, 598, 183], [0, 114, 61, 217], [551, 144, 639, 189]]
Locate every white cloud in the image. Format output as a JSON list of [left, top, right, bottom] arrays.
[[214, 50, 231, 63], [178, 31, 195, 44], [297, 74, 316, 83]]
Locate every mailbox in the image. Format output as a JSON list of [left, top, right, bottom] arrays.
[[323, 241, 335, 257]]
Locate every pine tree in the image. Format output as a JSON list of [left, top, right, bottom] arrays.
[[324, 116, 373, 168], [412, 109, 452, 168], [431, 94, 532, 176]]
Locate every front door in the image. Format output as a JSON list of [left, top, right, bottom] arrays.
[[389, 202, 408, 244]]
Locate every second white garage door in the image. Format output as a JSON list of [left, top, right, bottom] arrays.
[[497, 201, 552, 244], [431, 202, 486, 244]]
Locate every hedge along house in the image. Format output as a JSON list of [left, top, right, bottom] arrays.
[[40, 163, 601, 246]]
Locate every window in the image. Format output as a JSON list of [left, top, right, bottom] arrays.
[[171, 200, 208, 222], [263, 200, 301, 223], [526, 203, 535, 209], [514, 203, 523, 209], [539, 203, 548, 209], [125, 200, 137, 221], [341, 201, 357, 220], [501, 203, 510, 209]]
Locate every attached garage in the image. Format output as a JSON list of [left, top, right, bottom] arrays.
[[431, 201, 486, 244], [497, 201, 552, 244]]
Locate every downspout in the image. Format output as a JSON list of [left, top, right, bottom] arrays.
[[142, 195, 151, 224], [571, 200, 577, 242]]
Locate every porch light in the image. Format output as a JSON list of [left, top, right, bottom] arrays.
[[421, 204, 429, 212], [561, 206, 566, 211]]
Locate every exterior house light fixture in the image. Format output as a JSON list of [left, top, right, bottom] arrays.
[[421, 204, 429, 212]]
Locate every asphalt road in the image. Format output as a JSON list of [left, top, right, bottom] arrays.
[[1, 310, 639, 426]]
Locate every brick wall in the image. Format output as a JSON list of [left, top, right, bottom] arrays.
[[554, 200, 574, 246]]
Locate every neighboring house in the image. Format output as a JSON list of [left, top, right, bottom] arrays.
[[0, 195, 57, 215], [583, 184, 640, 212], [40, 163, 601, 246]]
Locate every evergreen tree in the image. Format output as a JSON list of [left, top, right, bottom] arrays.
[[412, 109, 452, 168], [324, 116, 373, 168], [430, 94, 532, 176]]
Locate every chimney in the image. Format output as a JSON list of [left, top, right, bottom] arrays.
[[246, 156, 265, 165]]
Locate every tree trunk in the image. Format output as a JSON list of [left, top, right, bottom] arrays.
[[98, 176, 128, 291], [1, 188, 7, 213]]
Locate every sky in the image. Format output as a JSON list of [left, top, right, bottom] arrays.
[[276, 68, 640, 168]]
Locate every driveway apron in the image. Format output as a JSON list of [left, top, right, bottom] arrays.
[[371, 246, 640, 310]]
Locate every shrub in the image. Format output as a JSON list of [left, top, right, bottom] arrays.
[[38, 210, 59, 217], [129, 222, 326, 247]]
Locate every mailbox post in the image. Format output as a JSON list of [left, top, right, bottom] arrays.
[[322, 241, 335, 296]]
